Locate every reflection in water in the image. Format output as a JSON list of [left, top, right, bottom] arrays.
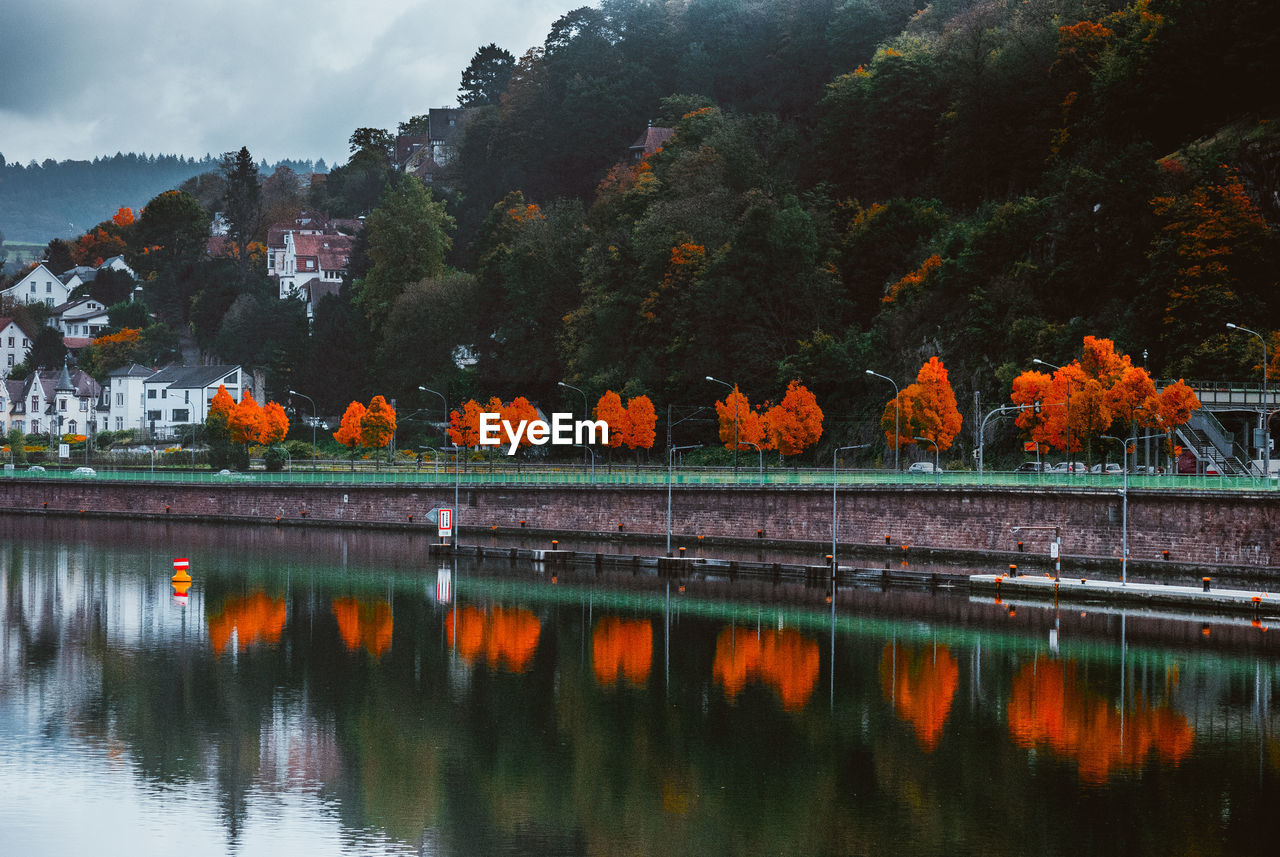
[[4, 518, 1280, 857], [207, 591, 286, 653], [445, 604, 541, 672], [1007, 656, 1195, 784], [592, 617, 653, 687], [713, 626, 820, 711], [880, 642, 959, 751], [331, 597, 393, 657]]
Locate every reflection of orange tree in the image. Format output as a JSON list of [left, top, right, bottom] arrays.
[[207, 592, 286, 654], [713, 627, 820, 712], [879, 644, 959, 751], [592, 617, 652, 687], [446, 605, 541, 673], [1007, 657, 1194, 784], [331, 597, 393, 657]]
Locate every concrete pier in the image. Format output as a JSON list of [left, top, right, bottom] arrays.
[[970, 573, 1280, 617]]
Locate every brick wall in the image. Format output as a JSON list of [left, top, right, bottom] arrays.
[[3, 479, 1277, 568]]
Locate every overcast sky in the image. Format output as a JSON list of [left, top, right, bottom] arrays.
[[0, 0, 571, 168]]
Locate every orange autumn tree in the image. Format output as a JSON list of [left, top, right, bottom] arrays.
[[361, 395, 398, 464], [763, 380, 824, 456], [1148, 379, 1201, 456], [714, 384, 766, 453], [205, 384, 237, 469], [261, 401, 290, 445], [1010, 338, 1200, 463], [448, 400, 485, 450], [335, 401, 367, 468], [883, 358, 962, 454], [502, 396, 540, 457], [1151, 167, 1270, 360], [229, 392, 265, 446], [594, 391, 630, 449], [85, 327, 143, 376], [624, 394, 656, 452]]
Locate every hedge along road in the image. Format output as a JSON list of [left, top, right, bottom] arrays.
[[3, 462, 1274, 491]]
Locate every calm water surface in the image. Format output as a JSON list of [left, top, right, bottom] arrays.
[[1, 517, 1278, 856]]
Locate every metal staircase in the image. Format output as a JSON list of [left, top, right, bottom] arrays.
[[1175, 409, 1251, 475]]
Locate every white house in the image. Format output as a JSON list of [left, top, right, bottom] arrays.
[[49, 298, 110, 339], [277, 231, 353, 320], [0, 317, 35, 378], [1, 263, 74, 308], [2, 364, 101, 437], [100, 363, 244, 437]]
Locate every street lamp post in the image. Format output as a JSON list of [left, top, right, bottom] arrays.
[[833, 444, 870, 567], [557, 381, 589, 466], [667, 444, 702, 555], [289, 389, 317, 464], [866, 370, 899, 472], [1102, 431, 1164, 585], [1226, 323, 1270, 473], [914, 436, 941, 487], [705, 376, 738, 474], [1102, 433, 1132, 585]]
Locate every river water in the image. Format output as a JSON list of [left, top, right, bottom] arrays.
[[1, 517, 1277, 856]]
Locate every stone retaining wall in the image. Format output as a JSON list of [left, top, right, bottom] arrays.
[[2, 478, 1276, 568]]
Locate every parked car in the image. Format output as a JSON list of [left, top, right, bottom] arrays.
[[26, 465, 46, 473], [1049, 461, 1088, 473], [71, 466, 96, 477], [907, 461, 942, 474], [1014, 461, 1047, 473], [1090, 463, 1123, 475]]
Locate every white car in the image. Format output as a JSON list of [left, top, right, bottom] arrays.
[[907, 461, 942, 474], [1049, 461, 1088, 473], [1090, 463, 1123, 475], [71, 466, 96, 477]]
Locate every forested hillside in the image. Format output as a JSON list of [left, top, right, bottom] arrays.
[[9, 0, 1280, 465], [382, 0, 1280, 458]]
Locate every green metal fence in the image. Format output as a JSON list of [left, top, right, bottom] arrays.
[[4, 462, 1277, 491]]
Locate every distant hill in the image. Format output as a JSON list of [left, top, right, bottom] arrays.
[[0, 152, 326, 244]]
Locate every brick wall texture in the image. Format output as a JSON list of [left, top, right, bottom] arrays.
[[2, 479, 1276, 568]]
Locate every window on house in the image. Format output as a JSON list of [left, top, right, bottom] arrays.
[[68, 420, 76, 434], [80, 400, 87, 412], [7, 337, 12, 347], [115, 418, 123, 431], [30, 284, 36, 293], [46, 282, 52, 293], [147, 410, 161, 422], [45, 298, 52, 307], [31, 420, 38, 433], [172, 409, 189, 423], [147, 389, 156, 399], [22, 338, 28, 347], [184, 391, 189, 403], [6, 355, 12, 367], [31, 396, 38, 410], [59, 399, 66, 411], [116, 393, 123, 406], [160, 389, 166, 399]]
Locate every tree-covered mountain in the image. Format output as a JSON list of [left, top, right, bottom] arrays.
[[12, 0, 1280, 466], [0, 152, 325, 243]]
